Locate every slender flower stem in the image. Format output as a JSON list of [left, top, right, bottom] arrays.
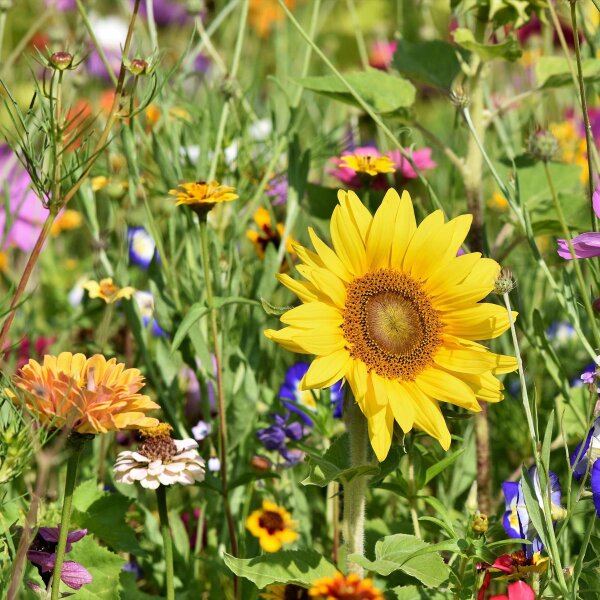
[[50, 437, 86, 600], [342, 393, 368, 576], [407, 452, 422, 539], [156, 485, 175, 600], [0, 9, 8, 65], [543, 161, 600, 349], [198, 217, 239, 589]]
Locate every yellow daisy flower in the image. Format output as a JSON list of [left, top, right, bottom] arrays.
[[6, 352, 160, 434], [83, 278, 135, 304], [265, 189, 517, 461], [246, 500, 299, 552], [339, 153, 395, 177], [309, 573, 383, 599], [51, 209, 83, 236], [169, 180, 238, 215], [247, 207, 296, 259], [261, 584, 310, 599]]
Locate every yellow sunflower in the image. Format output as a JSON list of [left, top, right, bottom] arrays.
[[309, 573, 383, 599], [246, 500, 299, 552], [169, 180, 238, 215], [265, 189, 517, 461]]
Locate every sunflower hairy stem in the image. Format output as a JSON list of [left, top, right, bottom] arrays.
[[156, 485, 175, 600], [342, 392, 368, 576], [50, 435, 87, 600]]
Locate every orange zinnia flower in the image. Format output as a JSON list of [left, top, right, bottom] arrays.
[[309, 573, 383, 599], [6, 352, 160, 434], [249, 0, 295, 38]]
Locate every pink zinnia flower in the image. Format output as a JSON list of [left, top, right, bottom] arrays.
[[558, 186, 600, 259], [388, 147, 436, 179]]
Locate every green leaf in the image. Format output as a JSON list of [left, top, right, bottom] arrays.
[[453, 28, 521, 61], [536, 56, 600, 88], [170, 302, 209, 353], [296, 68, 415, 113], [520, 467, 550, 552], [65, 535, 126, 599], [119, 572, 157, 599], [349, 534, 450, 587], [223, 550, 338, 588], [260, 297, 293, 316], [423, 448, 465, 486], [71, 480, 144, 555], [392, 39, 468, 90], [393, 585, 453, 599]]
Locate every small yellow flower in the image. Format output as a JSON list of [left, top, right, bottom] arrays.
[[487, 192, 509, 212], [246, 500, 299, 552], [339, 153, 396, 176], [168, 107, 192, 122], [247, 207, 296, 259], [91, 176, 110, 192], [145, 104, 161, 126], [309, 573, 383, 599], [83, 278, 135, 304], [0, 251, 8, 273], [169, 180, 239, 215], [51, 210, 83, 236], [550, 120, 589, 183]]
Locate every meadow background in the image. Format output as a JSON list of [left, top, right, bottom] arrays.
[[1, 0, 600, 598]]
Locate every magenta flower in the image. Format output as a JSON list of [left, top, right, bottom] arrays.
[[27, 526, 92, 591], [44, 0, 76, 9], [388, 147, 436, 179], [368, 40, 398, 70], [557, 187, 600, 259], [137, 0, 193, 26], [0, 145, 49, 253]]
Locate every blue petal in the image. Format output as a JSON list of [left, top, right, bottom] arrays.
[[502, 481, 519, 507], [571, 427, 594, 480], [549, 469, 562, 506], [281, 401, 315, 426], [502, 510, 521, 539], [590, 459, 600, 500]]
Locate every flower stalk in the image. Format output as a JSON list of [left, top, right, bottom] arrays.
[[50, 435, 87, 600], [156, 485, 175, 600], [342, 392, 368, 576]]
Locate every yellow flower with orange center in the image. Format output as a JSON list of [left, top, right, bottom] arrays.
[[83, 278, 135, 304], [339, 153, 395, 177], [265, 189, 517, 461], [309, 573, 383, 599], [246, 500, 299, 552], [247, 207, 296, 259], [249, 0, 295, 38], [169, 180, 239, 215], [6, 352, 160, 434]]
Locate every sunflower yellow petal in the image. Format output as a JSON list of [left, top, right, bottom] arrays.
[[425, 252, 482, 296], [461, 257, 501, 288], [386, 379, 415, 432], [444, 304, 516, 340], [461, 371, 505, 402], [286, 328, 346, 355], [304, 266, 347, 308], [301, 349, 350, 389], [368, 371, 391, 407], [348, 359, 368, 405], [366, 188, 401, 270], [415, 367, 481, 412], [403, 381, 451, 450], [276, 273, 320, 303], [406, 217, 457, 281], [330, 205, 367, 275], [294, 243, 325, 269], [367, 404, 394, 462], [433, 346, 499, 374], [390, 190, 417, 268], [401, 210, 445, 274], [264, 328, 307, 353], [280, 302, 343, 328], [339, 189, 372, 242], [308, 227, 352, 282]]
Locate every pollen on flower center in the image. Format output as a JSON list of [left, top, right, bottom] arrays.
[[343, 269, 442, 380], [258, 510, 285, 534], [138, 424, 177, 461]]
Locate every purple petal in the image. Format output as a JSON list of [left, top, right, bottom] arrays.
[[60, 560, 93, 590], [65, 529, 87, 544], [27, 550, 55, 571], [37, 527, 60, 543], [558, 233, 600, 259], [502, 481, 519, 507]]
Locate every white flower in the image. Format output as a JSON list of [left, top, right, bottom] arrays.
[[89, 14, 128, 52], [114, 438, 205, 490], [191, 420, 211, 441], [207, 457, 220, 472]]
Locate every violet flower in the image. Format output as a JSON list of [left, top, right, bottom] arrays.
[[257, 413, 305, 466], [558, 187, 600, 259], [27, 526, 92, 590]]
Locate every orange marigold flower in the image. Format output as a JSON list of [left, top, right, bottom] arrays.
[[309, 573, 383, 600], [6, 352, 160, 434], [83, 278, 135, 304], [249, 0, 295, 38], [245, 500, 298, 552], [169, 180, 238, 216]]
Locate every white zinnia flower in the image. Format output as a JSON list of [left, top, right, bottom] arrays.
[[114, 425, 204, 490]]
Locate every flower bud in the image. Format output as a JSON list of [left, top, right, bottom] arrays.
[[494, 268, 516, 295], [527, 129, 559, 162], [49, 51, 74, 71], [129, 58, 148, 76], [450, 85, 470, 108], [472, 512, 489, 534]]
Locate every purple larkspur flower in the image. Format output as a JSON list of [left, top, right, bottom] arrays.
[[133, 291, 167, 337], [0, 145, 49, 252], [571, 417, 600, 516], [266, 175, 288, 205], [257, 413, 305, 466], [137, 0, 194, 27], [86, 15, 128, 81], [501, 467, 562, 558], [558, 186, 600, 259], [27, 526, 92, 590]]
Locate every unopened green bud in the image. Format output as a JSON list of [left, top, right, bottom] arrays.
[[494, 268, 516, 295], [472, 513, 489, 534], [527, 129, 559, 162], [128, 58, 149, 76], [49, 51, 74, 71]]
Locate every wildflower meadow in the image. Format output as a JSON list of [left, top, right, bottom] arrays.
[[3, 0, 600, 598]]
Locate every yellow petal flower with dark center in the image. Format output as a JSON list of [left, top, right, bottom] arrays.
[[339, 153, 395, 176], [83, 278, 135, 304], [309, 573, 383, 599], [169, 180, 238, 215], [6, 352, 160, 434], [246, 500, 299, 552], [265, 189, 518, 461]]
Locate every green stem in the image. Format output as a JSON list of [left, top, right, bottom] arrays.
[[342, 392, 368, 576], [156, 486, 175, 600], [542, 161, 600, 349], [0, 10, 7, 65], [346, 0, 369, 68], [50, 438, 86, 600], [407, 452, 421, 539], [198, 217, 239, 588], [571, 511, 596, 594]]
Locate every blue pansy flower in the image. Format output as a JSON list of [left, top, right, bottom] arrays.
[[571, 417, 600, 516], [502, 467, 562, 558], [133, 291, 167, 337], [546, 321, 576, 344], [279, 362, 344, 424], [128, 226, 159, 270]]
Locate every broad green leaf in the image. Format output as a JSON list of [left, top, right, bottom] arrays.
[[72, 480, 144, 555], [65, 535, 126, 599], [119, 572, 157, 599], [536, 56, 600, 88], [453, 28, 521, 61], [296, 68, 416, 113], [170, 301, 209, 352], [223, 550, 337, 588], [520, 467, 551, 552], [392, 39, 468, 90], [349, 533, 450, 587]]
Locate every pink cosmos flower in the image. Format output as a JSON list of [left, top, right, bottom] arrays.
[[557, 186, 600, 259], [388, 147, 437, 179], [0, 145, 49, 253], [328, 146, 388, 189]]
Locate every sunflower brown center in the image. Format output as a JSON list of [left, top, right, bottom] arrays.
[[258, 510, 285, 535], [342, 269, 442, 380]]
